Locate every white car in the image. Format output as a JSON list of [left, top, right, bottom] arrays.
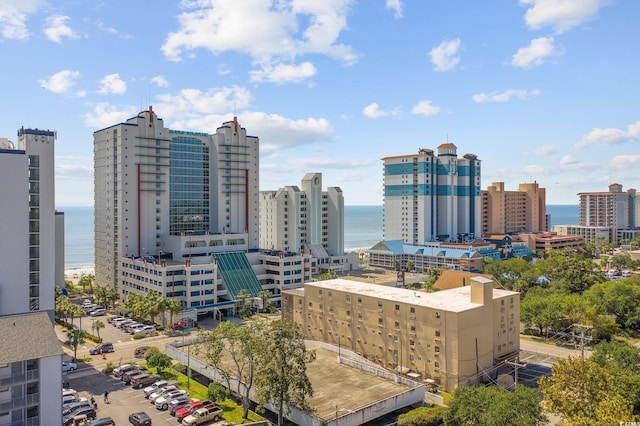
[[62, 362, 77, 372], [148, 385, 178, 403], [155, 389, 187, 410], [143, 380, 170, 398]]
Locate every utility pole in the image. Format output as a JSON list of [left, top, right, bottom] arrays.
[[572, 323, 592, 358], [505, 357, 526, 387]]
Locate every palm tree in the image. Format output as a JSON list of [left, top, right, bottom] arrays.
[[107, 287, 119, 310], [66, 329, 85, 361], [93, 319, 105, 339], [259, 290, 273, 313], [145, 292, 161, 325], [236, 289, 251, 317], [79, 274, 93, 292], [165, 297, 182, 328]]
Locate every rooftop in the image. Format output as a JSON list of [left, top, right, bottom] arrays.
[[0, 312, 63, 364], [304, 278, 518, 313]]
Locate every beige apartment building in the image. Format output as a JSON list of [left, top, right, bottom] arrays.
[[282, 277, 520, 392], [482, 181, 546, 235]]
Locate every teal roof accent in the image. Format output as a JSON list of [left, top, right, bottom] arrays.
[[216, 252, 263, 299], [369, 240, 478, 260]]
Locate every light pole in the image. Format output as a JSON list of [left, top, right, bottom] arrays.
[[182, 333, 191, 389]]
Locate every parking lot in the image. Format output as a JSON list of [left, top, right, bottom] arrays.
[[66, 366, 186, 425]]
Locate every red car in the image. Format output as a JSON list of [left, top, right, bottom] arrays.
[[172, 319, 187, 329], [175, 400, 214, 422]]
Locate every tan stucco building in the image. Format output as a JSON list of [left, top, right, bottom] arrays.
[[282, 277, 520, 392], [482, 181, 546, 235]]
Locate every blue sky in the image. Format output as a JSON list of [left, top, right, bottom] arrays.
[[1, 0, 639, 207]]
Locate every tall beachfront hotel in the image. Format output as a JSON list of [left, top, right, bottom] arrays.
[[0, 129, 64, 424], [94, 108, 329, 318], [382, 144, 481, 244]]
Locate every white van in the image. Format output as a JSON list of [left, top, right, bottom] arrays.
[[90, 308, 107, 316]]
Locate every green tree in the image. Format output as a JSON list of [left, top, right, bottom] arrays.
[[93, 319, 105, 339], [207, 381, 229, 403], [197, 327, 233, 397], [520, 288, 562, 336], [144, 346, 161, 363], [591, 340, 640, 414], [255, 319, 316, 426], [406, 260, 415, 272], [539, 357, 634, 425], [317, 270, 337, 281], [397, 406, 445, 426], [236, 288, 251, 318], [585, 279, 640, 330], [444, 385, 547, 426], [165, 297, 183, 328], [201, 321, 265, 419], [79, 273, 94, 292], [259, 290, 273, 313], [66, 329, 86, 361], [147, 352, 172, 374]]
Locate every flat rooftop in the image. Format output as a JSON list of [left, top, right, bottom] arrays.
[[302, 278, 519, 313]]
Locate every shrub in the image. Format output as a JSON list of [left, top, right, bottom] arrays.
[[397, 406, 446, 426], [102, 361, 115, 374]]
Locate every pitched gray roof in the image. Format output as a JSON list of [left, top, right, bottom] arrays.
[[0, 312, 63, 364]]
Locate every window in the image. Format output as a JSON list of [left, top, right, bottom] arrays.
[[394, 321, 400, 328], [346, 294, 351, 301], [434, 361, 440, 369], [378, 318, 383, 324], [358, 297, 362, 303], [435, 330, 441, 337], [410, 325, 416, 331], [395, 304, 400, 311], [434, 346, 440, 353], [435, 311, 441, 319], [393, 335, 398, 342], [378, 301, 383, 307], [346, 310, 350, 316], [410, 307, 415, 314]]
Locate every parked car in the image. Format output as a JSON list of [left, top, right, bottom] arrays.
[[113, 364, 133, 377], [88, 418, 116, 426], [90, 308, 107, 316], [107, 315, 124, 324], [181, 406, 223, 426], [63, 406, 97, 426], [125, 371, 149, 386], [63, 400, 91, 417], [169, 397, 199, 416], [155, 389, 188, 410], [134, 325, 156, 335], [118, 319, 135, 329], [175, 401, 214, 422], [62, 361, 77, 372], [143, 380, 177, 398], [122, 367, 148, 384], [172, 319, 187, 329], [134, 346, 150, 358], [148, 386, 178, 403], [131, 374, 161, 389], [128, 412, 152, 426], [113, 318, 130, 327], [89, 342, 114, 355]]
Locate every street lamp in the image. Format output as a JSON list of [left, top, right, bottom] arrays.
[[182, 333, 191, 389]]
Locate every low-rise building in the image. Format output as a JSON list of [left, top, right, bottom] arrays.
[[519, 232, 585, 252], [368, 240, 484, 273], [282, 277, 520, 392]]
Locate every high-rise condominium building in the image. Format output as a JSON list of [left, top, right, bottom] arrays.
[[382, 144, 481, 244], [481, 181, 546, 234], [0, 128, 64, 425], [259, 173, 345, 255], [579, 183, 639, 228], [94, 107, 259, 292]]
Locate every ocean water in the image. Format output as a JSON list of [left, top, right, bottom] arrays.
[[59, 204, 580, 267]]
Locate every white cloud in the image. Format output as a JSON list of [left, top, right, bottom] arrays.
[[218, 64, 231, 76], [411, 100, 442, 117], [610, 155, 640, 170], [161, 0, 357, 83], [97, 73, 127, 95], [151, 75, 169, 87], [386, 0, 403, 19], [249, 62, 317, 84], [472, 88, 540, 103], [428, 39, 461, 72], [155, 86, 252, 120], [0, 0, 42, 40], [560, 155, 578, 165], [520, 0, 608, 34], [575, 120, 640, 149], [39, 70, 81, 94], [337, 171, 371, 182], [43, 15, 78, 43], [511, 36, 563, 68], [281, 156, 374, 171], [362, 103, 400, 119], [82, 103, 137, 128], [530, 144, 557, 156]]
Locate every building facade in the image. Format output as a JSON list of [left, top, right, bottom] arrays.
[[94, 108, 259, 292], [282, 277, 520, 392], [259, 173, 345, 255], [481, 181, 546, 234], [382, 145, 481, 245], [0, 129, 64, 425]]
